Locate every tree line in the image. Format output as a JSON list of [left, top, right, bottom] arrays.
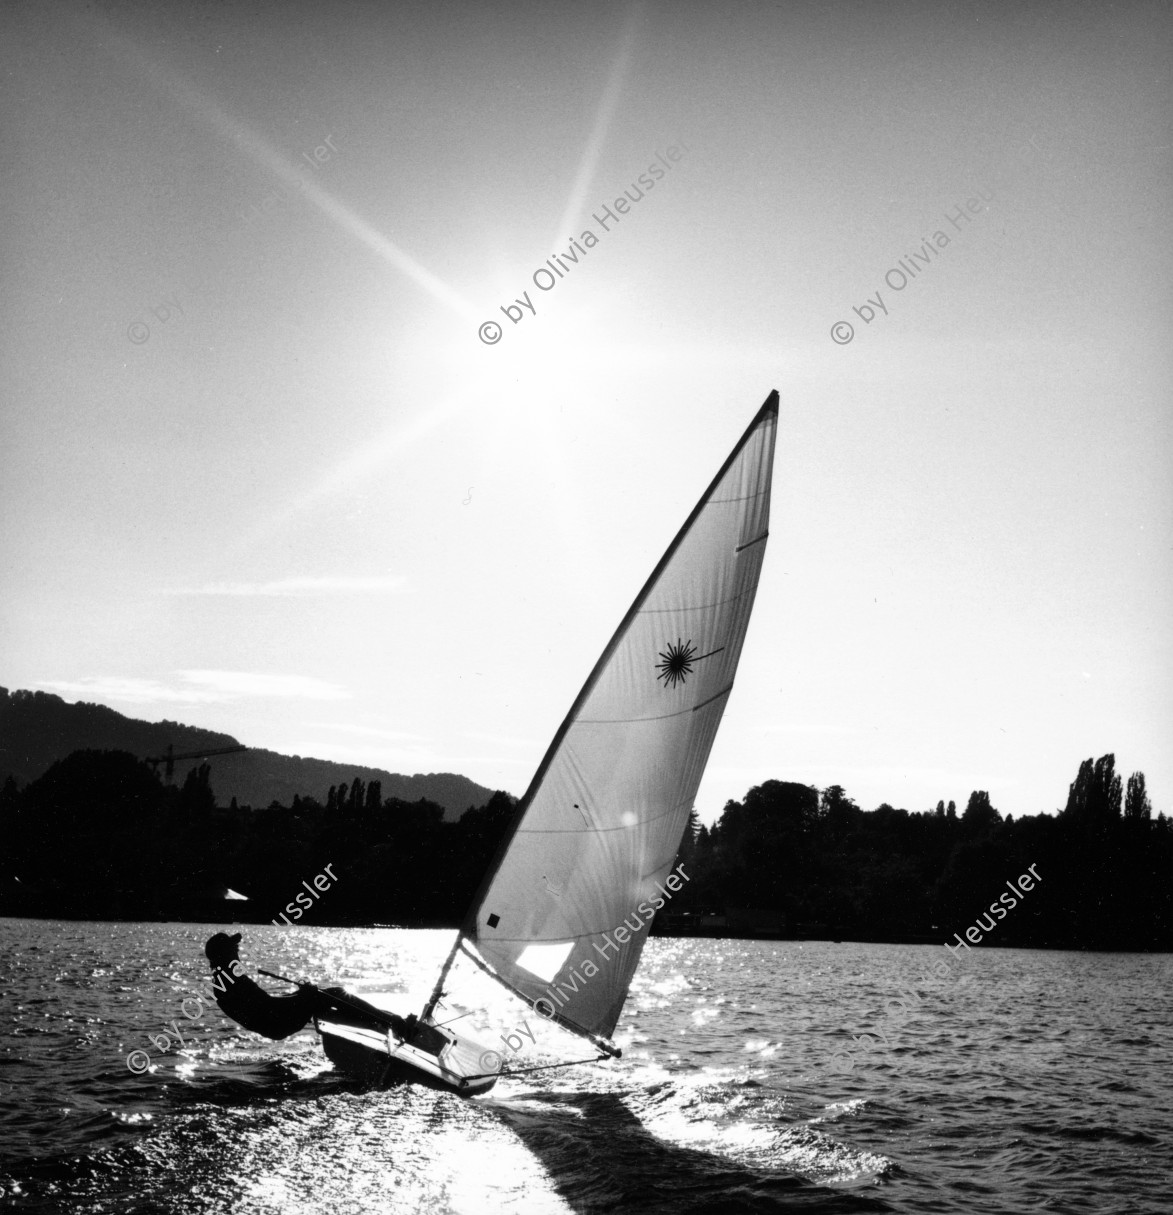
[[0, 749, 514, 925], [675, 755, 1170, 949], [0, 749, 1168, 949]]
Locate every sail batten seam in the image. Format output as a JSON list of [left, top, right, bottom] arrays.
[[515, 802, 688, 834], [708, 488, 770, 503], [735, 532, 769, 552], [579, 690, 730, 724], [638, 581, 759, 615], [691, 685, 733, 714]]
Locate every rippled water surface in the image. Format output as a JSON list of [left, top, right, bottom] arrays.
[[1, 919, 1169, 1213]]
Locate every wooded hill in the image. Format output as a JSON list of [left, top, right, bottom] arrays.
[[1, 739, 1168, 950], [0, 748, 514, 924], [0, 687, 494, 820]]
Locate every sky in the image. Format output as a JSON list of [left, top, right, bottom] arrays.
[[3, 0, 1170, 825]]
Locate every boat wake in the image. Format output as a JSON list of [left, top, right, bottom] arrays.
[[478, 1061, 893, 1212]]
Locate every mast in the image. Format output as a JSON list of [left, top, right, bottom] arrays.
[[422, 933, 462, 1020]]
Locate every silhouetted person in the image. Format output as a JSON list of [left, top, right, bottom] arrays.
[[204, 931, 414, 1041]]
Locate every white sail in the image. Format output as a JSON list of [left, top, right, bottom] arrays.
[[452, 393, 778, 1048]]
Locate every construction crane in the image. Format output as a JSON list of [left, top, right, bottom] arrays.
[[145, 743, 248, 782]]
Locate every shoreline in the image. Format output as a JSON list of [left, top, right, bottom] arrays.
[[2, 908, 1168, 952]]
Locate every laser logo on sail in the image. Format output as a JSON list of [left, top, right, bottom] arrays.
[[655, 639, 724, 689]]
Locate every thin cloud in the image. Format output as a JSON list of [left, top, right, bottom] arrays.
[[461, 730, 538, 749], [300, 740, 444, 768], [307, 722, 431, 743], [162, 575, 406, 597], [757, 721, 859, 736], [38, 671, 349, 705], [177, 671, 349, 700], [38, 676, 223, 705]]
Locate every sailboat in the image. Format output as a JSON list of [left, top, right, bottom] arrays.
[[255, 391, 777, 1095]]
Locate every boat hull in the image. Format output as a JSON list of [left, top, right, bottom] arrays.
[[316, 1016, 500, 1096]]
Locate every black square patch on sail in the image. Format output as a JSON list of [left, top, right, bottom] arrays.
[[487, 913, 500, 929]]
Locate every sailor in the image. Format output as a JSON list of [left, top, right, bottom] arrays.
[[204, 932, 322, 1039], [204, 932, 416, 1042]]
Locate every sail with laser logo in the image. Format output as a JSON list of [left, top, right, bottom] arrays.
[[445, 392, 778, 1051]]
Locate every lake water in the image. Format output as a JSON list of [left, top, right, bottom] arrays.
[[1, 918, 1169, 1213]]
